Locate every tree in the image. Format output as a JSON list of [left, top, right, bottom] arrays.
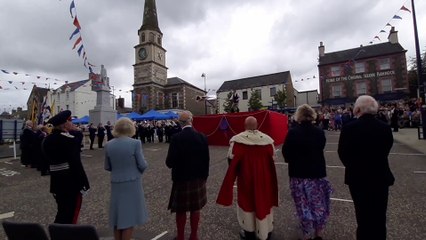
[[248, 89, 262, 111], [274, 88, 287, 109], [408, 54, 426, 99], [223, 91, 240, 113], [222, 91, 234, 113]]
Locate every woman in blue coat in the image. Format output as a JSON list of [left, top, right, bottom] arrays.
[[104, 117, 148, 240]]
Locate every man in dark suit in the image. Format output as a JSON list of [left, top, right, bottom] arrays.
[[166, 111, 210, 240], [19, 120, 35, 167], [338, 95, 394, 240], [43, 110, 90, 224]]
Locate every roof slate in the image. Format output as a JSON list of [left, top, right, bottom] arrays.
[[166, 77, 204, 92], [56, 79, 90, 92], [319, 42, 406, 66], [217, 71, 291, 93]]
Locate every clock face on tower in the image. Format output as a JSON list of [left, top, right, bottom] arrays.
[[138, 48, 147, 60]]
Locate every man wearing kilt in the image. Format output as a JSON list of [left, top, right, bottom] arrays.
[[166, 111, 210, 240]]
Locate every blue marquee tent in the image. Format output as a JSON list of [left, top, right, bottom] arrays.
[[124, 111, 144, 121], [139, 109, 172, 120], [165, 111, 178, 119], [72, 115, 90, 124]]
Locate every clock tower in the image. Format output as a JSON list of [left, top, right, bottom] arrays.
[[133, 0, 168, 112]]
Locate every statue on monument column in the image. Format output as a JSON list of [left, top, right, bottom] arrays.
[[100, 64, 110, 87], [90, 65, 110, 91]]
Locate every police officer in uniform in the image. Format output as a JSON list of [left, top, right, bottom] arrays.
[[43, 110, 90, 224]]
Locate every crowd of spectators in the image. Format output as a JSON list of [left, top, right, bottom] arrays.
[[289, 98, 423, 131]]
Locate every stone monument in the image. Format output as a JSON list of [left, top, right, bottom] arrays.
[[89, 65, 117, 126]]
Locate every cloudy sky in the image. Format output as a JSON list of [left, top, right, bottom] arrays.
[[0, 0, 425, 112]]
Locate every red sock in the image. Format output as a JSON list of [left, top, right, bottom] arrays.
[[189, 211, 200, 240], [176, 212, 186, 240]]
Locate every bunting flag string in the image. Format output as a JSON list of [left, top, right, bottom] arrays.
[[0, 76, 133, 94], [0, 68, 66, 83], [369, 1, 411, 44], [293, 75, 317, 83], [66, 0, 96, 73]]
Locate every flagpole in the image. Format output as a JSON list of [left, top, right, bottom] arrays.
[[411, 0, 424, 102], [411, 0, 426, 139], [201, 73, 207, 115]]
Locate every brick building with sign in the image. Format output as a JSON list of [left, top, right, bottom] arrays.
[[318, 27, 409, 106]]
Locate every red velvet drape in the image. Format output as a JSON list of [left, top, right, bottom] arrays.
[[193, 110, 288, 146]]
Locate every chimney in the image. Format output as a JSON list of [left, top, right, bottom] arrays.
[[388, 27, 398, 44], [319, 42, 325, 57], [117, 97, 125, 109]]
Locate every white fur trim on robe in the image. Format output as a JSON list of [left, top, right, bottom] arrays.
[[237, 206, 274, 240], [227, 130, 276, 160]]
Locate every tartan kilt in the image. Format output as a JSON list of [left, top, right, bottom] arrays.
[[168, 179, 207, 213]]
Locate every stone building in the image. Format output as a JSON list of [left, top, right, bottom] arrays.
[[132, 0, 205, 115], [318, 27, 409, 106], [216, 71, 295, 113]]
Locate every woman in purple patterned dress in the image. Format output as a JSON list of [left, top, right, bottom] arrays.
[[282, 104, 333, 240]]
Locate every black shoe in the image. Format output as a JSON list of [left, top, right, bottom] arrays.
[[239, 230, 245, 239]]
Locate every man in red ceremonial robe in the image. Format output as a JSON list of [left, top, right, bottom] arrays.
[[217, 116, 278, 240]]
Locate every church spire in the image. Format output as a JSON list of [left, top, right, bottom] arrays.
[[140, 0, 161, 33]]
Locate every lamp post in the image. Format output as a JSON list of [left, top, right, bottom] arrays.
[[201, 73, 207, 115], [111, 85, 116, 110]]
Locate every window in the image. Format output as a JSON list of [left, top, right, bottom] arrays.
[[355, 62, 365, 73], [331, 66, 341, 77], [255, 89, 262, 100], [270, 87, 276, 97], [379, 58, 390, 70], [141, 94, 148, 107], [141, 33, 145, 42], [157, 92, 163, 107], [242, 91, 248, 100], [381, 79, 392, 93], [66, 91, 69, 101], [149, 32, 155, 42], [157, 35, 162, 45], [66, 105, 69, 110], [57, 92, 60, 101], [171, 92, 179, 108], [356, 81, 367, 95], [331, 85, 342, 97]]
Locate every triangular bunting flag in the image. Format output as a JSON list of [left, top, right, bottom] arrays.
[[400, 5, 411, 13], [77, 45, 84, 56], [69, 0, 76, 18], [69, 28, 80, 40], [73, 16, 81, 29], [72, 36, 82, 50], [1, 70, 9, 74], [392, 15, 402, 20], [380, 30, 386, 33], [374, 36, 381, 41]]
